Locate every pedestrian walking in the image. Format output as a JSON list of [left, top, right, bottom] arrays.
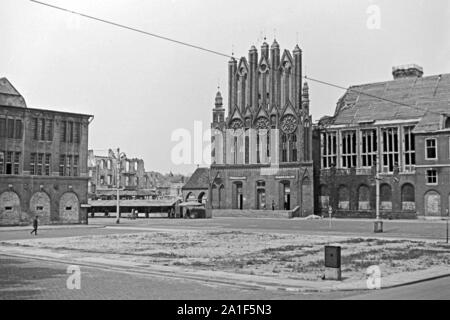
[[272, 200, 275, 211], [30, 216, 39, 236]]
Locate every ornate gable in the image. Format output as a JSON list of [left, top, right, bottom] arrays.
[[237, 57, 249, 76], [258, 56, 270, 74], [280, 50, 293, 70], [280, 100, 297, 118]]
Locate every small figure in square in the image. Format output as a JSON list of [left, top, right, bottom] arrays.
[[30, 216, 39, 236]]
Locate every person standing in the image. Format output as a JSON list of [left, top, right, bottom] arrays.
[[30, 216, 39, 236], [272, 200, 275, 211]]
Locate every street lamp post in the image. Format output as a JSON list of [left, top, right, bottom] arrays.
[[115, 148, 126, 224], [373, 158, 383, 233]]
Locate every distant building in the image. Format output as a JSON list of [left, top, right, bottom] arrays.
[[0, 78, 93, 225], [87, 149, 155, 200], [313, 65, 450, 218], [210, 40, 313, 213], [157, 182, 184, 199]]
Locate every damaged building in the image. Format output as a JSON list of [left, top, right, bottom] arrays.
[[313, 65, 450, 218]]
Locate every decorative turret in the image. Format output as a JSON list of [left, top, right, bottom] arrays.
[[228, 57, 237, 116], [249, 45, 258, 111], [270, 39, 281, 108], [212, 89, 225, 124], [293, 44, 302, 110], [215, 90, 223, 108]]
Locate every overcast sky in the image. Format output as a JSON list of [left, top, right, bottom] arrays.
[[1, 0, 449, 174]]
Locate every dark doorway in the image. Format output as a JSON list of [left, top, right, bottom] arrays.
[[256, 181, 266, 210], [281, 182, 291, 210], [233, 182, 243, 210]]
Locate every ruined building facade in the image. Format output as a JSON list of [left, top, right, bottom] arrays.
[[210, 40, 313, 213]]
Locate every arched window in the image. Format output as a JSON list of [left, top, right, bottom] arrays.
[[282, 134, 288, 162], [290, 134, 297, 162], [401, 183, 415, 211], [380, 184, 392, 211], [338, 185, 350, 210], [358, 185, 371, 210]]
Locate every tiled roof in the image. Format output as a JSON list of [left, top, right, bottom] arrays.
[[182, 167, 210, 190], [329, 73, 450, 132], [0, 77, 27, 108]]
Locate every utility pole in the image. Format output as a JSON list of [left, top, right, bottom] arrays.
[[116, 147, 121, 224], [115, 148, 127, 224], [374, 158, 383, 233]]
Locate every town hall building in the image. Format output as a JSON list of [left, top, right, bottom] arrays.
[[209, 40, 314, 214]]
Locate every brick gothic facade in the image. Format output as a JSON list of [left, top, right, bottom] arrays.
[[210, 40, 314, 214], [0, 78, 92, 226], [313, 65, 450, 218]]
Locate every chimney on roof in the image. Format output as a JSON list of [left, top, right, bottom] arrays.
[[392, 64, 423, 80]]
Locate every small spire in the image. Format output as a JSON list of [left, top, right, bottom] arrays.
[[271, 38, 279, 49]]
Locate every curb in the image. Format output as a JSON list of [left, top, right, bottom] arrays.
[[1, 249, 448, 293]]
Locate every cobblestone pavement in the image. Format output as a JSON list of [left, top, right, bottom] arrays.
[[0, 255, 357, 300]]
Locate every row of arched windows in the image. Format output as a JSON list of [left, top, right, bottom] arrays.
[[318, 183, 417, 211]]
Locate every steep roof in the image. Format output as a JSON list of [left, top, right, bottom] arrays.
[[0, 77, 27, 108], [329, 73, 450, 132], [182, 167, 210, 190]]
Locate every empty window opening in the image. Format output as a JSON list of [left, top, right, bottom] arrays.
[[321, 132, 337, 168], [404, 127, 416, 172], [361, 129, 378, 167], [382, 128, 399, 172], [425, 139, 437, 160], [341, 131, 357, 168]]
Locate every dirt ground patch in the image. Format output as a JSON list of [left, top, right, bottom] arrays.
[[2, 230, 449, 282]]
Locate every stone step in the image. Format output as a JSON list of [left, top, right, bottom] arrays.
[[212, 209, 293, 219]]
